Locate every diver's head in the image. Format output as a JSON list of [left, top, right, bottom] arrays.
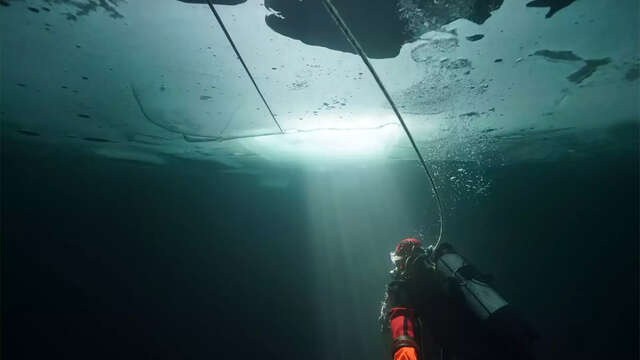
[[390, 238, 424, 276]]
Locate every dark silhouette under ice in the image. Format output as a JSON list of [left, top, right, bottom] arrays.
[[526, 0, 577, 18], [533, 50, 611, 84]]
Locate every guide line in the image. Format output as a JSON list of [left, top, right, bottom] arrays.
[[206, 0, 445, 248], [322, 0, 445, 249], [205, 0, 284, 134]]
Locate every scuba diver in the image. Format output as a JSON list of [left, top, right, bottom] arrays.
[[380, 238, 537, 360]]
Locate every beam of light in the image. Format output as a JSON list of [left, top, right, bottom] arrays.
[[301, 164, 433, 358], [239, 122, 401, 164]]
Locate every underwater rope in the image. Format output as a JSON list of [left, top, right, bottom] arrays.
[[205, 0, 444, 248], [205, 0, 284, 134], [322, 0, 445, 249]]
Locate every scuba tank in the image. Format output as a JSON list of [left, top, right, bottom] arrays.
[[425, 243, 508, 321], [428, 243, 537, 359]]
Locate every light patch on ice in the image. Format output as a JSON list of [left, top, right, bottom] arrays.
[[240, 123, 402, 164]]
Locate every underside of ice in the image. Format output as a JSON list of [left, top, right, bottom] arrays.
[[1, 0, 638, 185]]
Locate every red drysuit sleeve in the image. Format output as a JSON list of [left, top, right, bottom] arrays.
[[389, 307, 419, 355]]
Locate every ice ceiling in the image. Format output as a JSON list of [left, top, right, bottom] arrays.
[[1, 0, 638, 169]]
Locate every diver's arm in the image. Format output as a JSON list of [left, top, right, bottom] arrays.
[[386, 280, 426, 360], [389, 307, 420, 360]]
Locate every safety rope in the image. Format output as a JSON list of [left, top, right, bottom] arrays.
[[205, 0, 444, 248], [205, 0, 284, 134], [322, 0, 445, 249]]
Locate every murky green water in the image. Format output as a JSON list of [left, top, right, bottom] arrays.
[[2, 0, 638, 358]]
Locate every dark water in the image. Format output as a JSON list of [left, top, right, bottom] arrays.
[[2, 0, 638, 358], [2, 133, 638, 359]]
